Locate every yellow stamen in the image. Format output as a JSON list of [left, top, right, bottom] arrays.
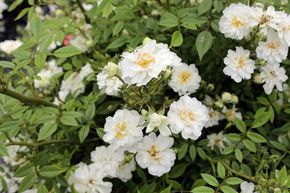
[[266, 42, 278, 49], [147, 145, 160, 161], [179, 71, 192, 84], [136, 52, 155, 68], [231, 16, 245, 28], [115, 122, 127, 139], [179, 111, 195, 124]]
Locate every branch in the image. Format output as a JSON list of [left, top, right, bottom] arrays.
[[76, 0, 91, 24], [0, 87, 59, 109]]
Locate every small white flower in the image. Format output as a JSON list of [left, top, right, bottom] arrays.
[[69, 163, 112, 193], [169, 63, 201, 95], [276, 15, 290, 46], [0, 40, 22, 54], [96, 71, 123, 96], [103, 109, 144, 152], [240, 181, 255, 193], [34, 60, 63, 89], [135, 133, 176, 177], [256, 30, 288, 63], [146, 113, 171, 136], [167, 95, 209, 140], [90, 145, 124, 177], [219, 3, 257, 40], [260, 63, 288, 94], [58, 72, 85, 101], [223, 47, 255, 83], [205, 108, 224, 128], [79, 63, 94, 80], [70, 36, 89, 52], [222, 106, 242, 122], [118, 38, 181, 86], [115, 159, 136, 182], [207, 132, 229, 151], [82, 3, 93, 11]]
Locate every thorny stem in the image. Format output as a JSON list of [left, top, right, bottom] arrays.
[[0, 86, 59, 109]]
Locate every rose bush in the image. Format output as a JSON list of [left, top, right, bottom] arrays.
[[0, 0, 290, 193]]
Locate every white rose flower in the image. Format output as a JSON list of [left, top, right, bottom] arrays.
[[240, 181, 256, 193], [223, 47, 255, 83], [205, 108, 224, 128], [96, 70, 123, 96], [59, 72, 85, 101], [276, 15, 290, 46], [103, 109, 144, 152], [219, 3, 258, 40], [34, 60, 63, 89], [135, 133, 176, 177], [118, 39, 181, 86], [256, 30, 288, 63], [0, 40, 23, 54], [146, 113, 171, 136], [69, 163, 112, 193], [167, 95, 209, 140], [90, 145, 124, 177], [207, 132, 229, 151], [260, 63, 288, 94], [169, 63, 201, 95], [115, 159, 136, 182], [79, 63, 94, 80]]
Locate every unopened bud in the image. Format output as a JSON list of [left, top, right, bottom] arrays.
[[105, 62, 118, 77], [254, 74, 263, 84], [164, 68, 172, 79], [143, 37, 152, 44], [222, 92, 232, 103], [231, 95, 239, 104]]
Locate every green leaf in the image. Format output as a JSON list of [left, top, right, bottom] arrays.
[[84, 104, 95, 121], [278, 166, 288, 186], [189, 145, 197, 161], [18, 172, 37, 192], [37, 184, 49, 193], [8, 0, 23, 12], [192, 186, 214, 193], [198, 0, 212, 15], [38, 122, 57, 141], [235, 149, 243, 163], [60, 115, 78, 127], [178, 143, 188, 160], [0, 61, 15, 68], [106, 37, 127, 49], [79, 125, 90, 143], [247, 131, 267, 143], [169, 164, 188, 178], [171, 31, 183, 47], [113, 22, 124, 36], [39, 165, 67, 178], [14, 163, 33, 177], [160, 185, 171, 193], [195, 31, 213, 61], [234, 118, 246, 133], [15, 7, 29, 20], [181, 18, 197, 30], [0, 142, 8, 157], [270, 140, 288, 151], [201, 173, 219, 187], [225, 177, 243, 185], [54, 46, 82, 58], [0, 121, 21, 132], [166, 179, 182, 189], [220, 185, 238, 193], [252, 111, 271, 128], [217, 162, 225, 178], [159, 13, 179, 28], [243, 139, 256, 152]]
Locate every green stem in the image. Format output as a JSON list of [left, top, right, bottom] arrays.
[[76, 0, 91, 24], [0, 87, 59, 109]]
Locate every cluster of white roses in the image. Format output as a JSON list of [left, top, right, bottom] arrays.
[[68, 39, 212, 193], [219, 3, 289, 94]]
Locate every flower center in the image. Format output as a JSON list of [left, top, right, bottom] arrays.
[[266, 42, 278, 50], [260, 15, 271, 25], [282, 25, 290, 32], [270, 71, 277, 78], [179, 111, 195, 125], [147, 145, 160, 161], [214, 138, 222, 145], [136, 52, 155, 68], [114, 122, 127, 139], [179, 71, 192, 84], [231, 16, 245, 28], [237, 57, 246, 68]]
